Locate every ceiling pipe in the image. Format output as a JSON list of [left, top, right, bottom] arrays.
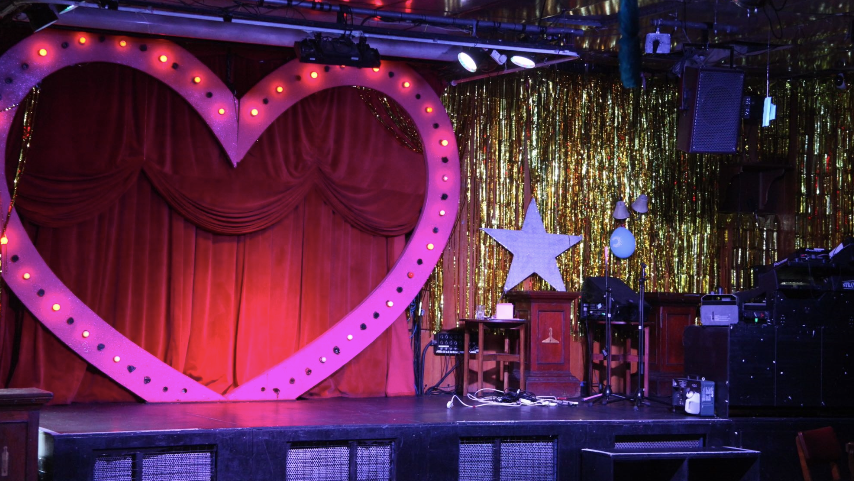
[[263, 0, 584, 37], [49, 5, 577, 61], [653, 18, 739, 33]]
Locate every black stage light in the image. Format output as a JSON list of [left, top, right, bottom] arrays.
[[296, 35, 380, 68]]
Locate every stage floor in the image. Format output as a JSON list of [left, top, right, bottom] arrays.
[[36, 395, 854, 480], [39, 394, 710, 435]]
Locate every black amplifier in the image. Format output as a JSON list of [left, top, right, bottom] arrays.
[[433, 330, 478, 356]]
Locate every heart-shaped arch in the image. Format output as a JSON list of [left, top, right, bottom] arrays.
[[0, 30, 460, 402]]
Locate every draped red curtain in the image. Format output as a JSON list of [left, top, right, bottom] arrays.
[[0, 45, 424, 403]]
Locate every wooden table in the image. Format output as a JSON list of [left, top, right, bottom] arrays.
[[460, 318, 528, 395]]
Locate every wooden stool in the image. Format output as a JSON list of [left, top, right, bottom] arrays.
[[461, 318, 528, 395]]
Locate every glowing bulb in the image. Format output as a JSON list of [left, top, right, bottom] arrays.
[[0, 236, 7, 245], [319, 356, 327, 363], [119, 40, 127, 47], [82, 330, 90, 338], [442, 175, 449, 182], [402, 81, 411, 88], [250, 108, 259, 116], [407, 272, 414, 278], [276, 86, 283, 93], [427, 243, 435, 250], [193, 76, 201, 84], [347, 334, 353, 341], [38, 48, 47, 57], [439, 210, 446, 216], [218, 108, 225, 115], [22, 273, 30, 280], [372, 67, 380, 72], [52, 304, 60, 311], [425, 107, 433, 113], [78, 37, 87, 45], [310, 71, 318, 79], [159, 55, 168, 63], [440, 139, 449, 147], [113, 356, 121, 362], [386, 300, 394, 307]]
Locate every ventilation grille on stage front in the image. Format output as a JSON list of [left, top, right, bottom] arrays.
[[614, 434, 704, 450], [92, 445, 215, 481], [459, 437, 556, 481], [94, 455, 133, 481], [285, 440, 394, 481], [142, 452, 212, 480]]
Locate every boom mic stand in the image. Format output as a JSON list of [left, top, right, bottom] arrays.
[[584, 252, 628, 405]]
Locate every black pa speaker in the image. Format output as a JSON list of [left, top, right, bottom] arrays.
[[580, 277, 649, 322], [677, 67, 745, 154]]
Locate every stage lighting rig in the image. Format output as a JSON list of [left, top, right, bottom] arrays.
[[296, 34, 380, 68]]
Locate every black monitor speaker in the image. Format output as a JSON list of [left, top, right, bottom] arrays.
[[581, 276, 649, 322], [677, 67, 745, 154]]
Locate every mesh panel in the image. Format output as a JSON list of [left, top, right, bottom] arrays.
[[141, 452, 212, 481], [615, 439, 703, 450], [356, 444, 392, 481], [286, 445, 349, 481], [459, 442, 494, 481], [690, 69, 744, 153], [93, 455, 133, 481], [499, 441, 555, 481]]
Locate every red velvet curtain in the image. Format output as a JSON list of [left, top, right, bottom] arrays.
[[0, 46, 424, 403]]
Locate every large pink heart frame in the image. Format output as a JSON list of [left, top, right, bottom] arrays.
[[0, 30, 460, 402]]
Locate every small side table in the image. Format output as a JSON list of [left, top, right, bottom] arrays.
[[0, 388, 53, 481], [461, 318, 528, 395]]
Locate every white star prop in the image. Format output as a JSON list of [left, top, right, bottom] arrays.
[[482, 200, 582, 292]]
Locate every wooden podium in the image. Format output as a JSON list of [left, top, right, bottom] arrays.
[[505, 291, 582, 397]]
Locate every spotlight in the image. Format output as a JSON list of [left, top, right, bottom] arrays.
[[457, 49, 481, 73], [835, 73, 847, 90], [510, 55, 536, 69], [296, 34, 380, 68], [23, 4, 59, 32]]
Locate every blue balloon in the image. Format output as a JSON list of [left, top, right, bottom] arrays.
[[609, 226, 636, 259]]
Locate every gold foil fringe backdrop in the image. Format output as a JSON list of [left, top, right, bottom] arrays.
[[425, 71, 852, 333]]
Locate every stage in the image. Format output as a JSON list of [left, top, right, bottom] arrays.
[[34, 393, 854, 480]]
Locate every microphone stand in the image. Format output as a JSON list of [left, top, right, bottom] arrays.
[[633, 262, 667, 408], [584, 249, 628, 405], [633, 263, 650, 408]]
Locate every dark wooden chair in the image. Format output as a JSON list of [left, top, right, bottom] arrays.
[[796, 426, 843, 481]]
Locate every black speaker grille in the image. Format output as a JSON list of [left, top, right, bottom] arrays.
[[286, 445, 349, 481], [356, 444, 392, 481], [459, 442, 494, 481], [141, 452, 212, 481], [460, 437, 556, 481], [678, 68, 745, 154], [93, 455, 132, 481], [499, 440, 555, 481]]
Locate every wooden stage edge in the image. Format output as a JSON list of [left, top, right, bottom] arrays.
[[38, 395, 854, 481]]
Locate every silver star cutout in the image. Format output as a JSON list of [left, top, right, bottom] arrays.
[[482, 199, 582, 292]]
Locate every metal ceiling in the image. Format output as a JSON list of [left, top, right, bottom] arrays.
[[0, 0, 851, 81]]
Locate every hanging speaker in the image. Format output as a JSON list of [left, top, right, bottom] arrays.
[[677, 67, 745, 154]]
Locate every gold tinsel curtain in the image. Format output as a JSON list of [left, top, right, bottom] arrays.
[[425, 70, 853, 332]]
